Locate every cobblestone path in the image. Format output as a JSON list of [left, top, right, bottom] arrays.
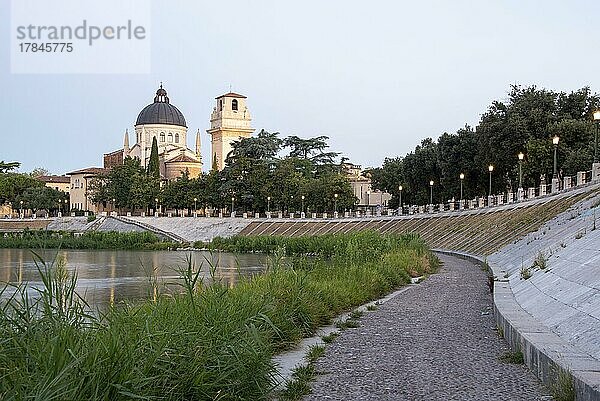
[[304, 254, 552, 401]]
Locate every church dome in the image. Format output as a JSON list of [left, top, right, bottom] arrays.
[[135, 84, 187, 127]]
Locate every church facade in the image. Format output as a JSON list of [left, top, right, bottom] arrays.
[[103, 85, 254, 180]]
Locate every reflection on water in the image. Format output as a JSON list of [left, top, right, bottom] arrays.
[[0, 248, 267, 310]]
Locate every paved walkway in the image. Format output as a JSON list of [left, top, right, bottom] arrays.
[[305, 254, 552, 401]]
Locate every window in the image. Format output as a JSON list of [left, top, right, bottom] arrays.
[[232, 99, 238, 111], [160, 132, 165, 142], [175, 133, 179, 143], [168, 133, 173, 143], [219, 99, 223, 111]]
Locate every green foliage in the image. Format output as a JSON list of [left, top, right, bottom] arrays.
[[551, 368, 576, 401], [532, 251, 548, 270], [0, 230, 176, 250], [498, 351, 524, 364], [0, 172, 45, 205], [0, 232, 437, 400], [0, 161, 21, 174], [371, 85, 600, 203], [88, 157, 159, 212], [147, 136, 160, 179]]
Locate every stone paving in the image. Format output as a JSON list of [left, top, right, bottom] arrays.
[[304, 254, 552, 401]]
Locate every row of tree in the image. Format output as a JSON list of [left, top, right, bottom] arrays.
[[88, 132, 356, 214], [0, 161, 68, 214], [370, 85, 600, 206]]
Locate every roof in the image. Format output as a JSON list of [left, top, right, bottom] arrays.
[[136, 86, 187, 127], [104, 149, 124, 157], [165, 154, 201, 164], [66, 167, 109, 176], [215, 92, 247, 99], [37, 175, 70, 184]]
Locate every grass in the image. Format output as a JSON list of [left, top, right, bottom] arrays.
[[0, 231, 438, 400], [551, 368, 576, 401], [0, 229, 180, 250], [321, 332, 339, 344], [532, 251, 548, 270], [498, 351, 524, 364], [279, 344, 325, 401]]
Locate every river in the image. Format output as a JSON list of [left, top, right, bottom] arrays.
[[0, 248, 267, 310]]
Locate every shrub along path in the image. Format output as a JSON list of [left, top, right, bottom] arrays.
[[304, 254, 552, 401]]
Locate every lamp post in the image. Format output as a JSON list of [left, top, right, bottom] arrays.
[[593, 110, 600, 163], [231, 197, 235, 214], [553, 135, 560, 178], [267, 196, 271, 213], [334, 193, 338, 214], [155, 198, 159, 215], [459, 173, 464, 201], [20, 200, 23, 218], [488, 165, 494, 196], [518, 152, 524, 190], [301, 195, 305, 214], [398, 185, 403, 213], [429, 180, 434, 204], [193, 197, 197, 215]]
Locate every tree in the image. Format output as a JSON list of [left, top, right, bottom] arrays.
[[0, 172, 44, 204], [17, 186, 65, 213], [0, 161, 20, 174], [148, 136, 160, 179], [30, 167, 50, 177]]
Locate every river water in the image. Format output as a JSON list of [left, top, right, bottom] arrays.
[[0, 248, 267, 310]]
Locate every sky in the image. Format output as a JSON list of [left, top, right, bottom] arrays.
[[2, 0, 600, 174]]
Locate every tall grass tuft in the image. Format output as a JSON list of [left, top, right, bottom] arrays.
[[0, 231, 438, 400]]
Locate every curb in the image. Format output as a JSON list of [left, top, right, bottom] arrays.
[[433, 249, 600, 401]]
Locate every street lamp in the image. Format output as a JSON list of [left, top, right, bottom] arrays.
[[231, 196, 235, 213], [553, 135, 560, 178], [301, 195, 305, 214], [267, 196, 271, 213], [155, 198, 158, 214], [334, 193, 338, 214], [398, 185, 403, 212], [459, 173, 464, 201], [488, 165, 494, 196], [429, 180, 434, 204], [518, 152, 524, 190], [593, 110, 600, 163], [193, 197, 197, 214], [20, 200, 23, 218]]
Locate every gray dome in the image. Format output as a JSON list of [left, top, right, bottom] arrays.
[[135, 85, 187, 127]]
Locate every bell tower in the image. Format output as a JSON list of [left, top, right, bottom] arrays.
[[207, 92, 254, 171]]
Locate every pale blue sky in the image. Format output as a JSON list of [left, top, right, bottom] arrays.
[[2, 1, 600, 174]]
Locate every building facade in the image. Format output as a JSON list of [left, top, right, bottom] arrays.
[[207, 92, 254, 171], [66, 167, 108, 213], [104, 85, 203, 180], [37, 175, 70, 193], [343, 162, 392, 209]]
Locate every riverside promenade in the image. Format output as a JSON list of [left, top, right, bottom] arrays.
[[305, 254, 551, 401]]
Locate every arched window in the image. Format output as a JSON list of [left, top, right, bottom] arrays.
[[232, 99, 238, 111], [168, 133, 173, 143], [160, 132, 165, 142], [175, 133, 179, 143]]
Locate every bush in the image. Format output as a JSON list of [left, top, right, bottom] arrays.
[[0, 230, 179, 250]]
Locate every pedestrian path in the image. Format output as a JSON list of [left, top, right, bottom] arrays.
[[304, 254, 552, 401]]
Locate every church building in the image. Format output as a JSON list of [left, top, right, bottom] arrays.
[[103, 85, 254, 178]]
